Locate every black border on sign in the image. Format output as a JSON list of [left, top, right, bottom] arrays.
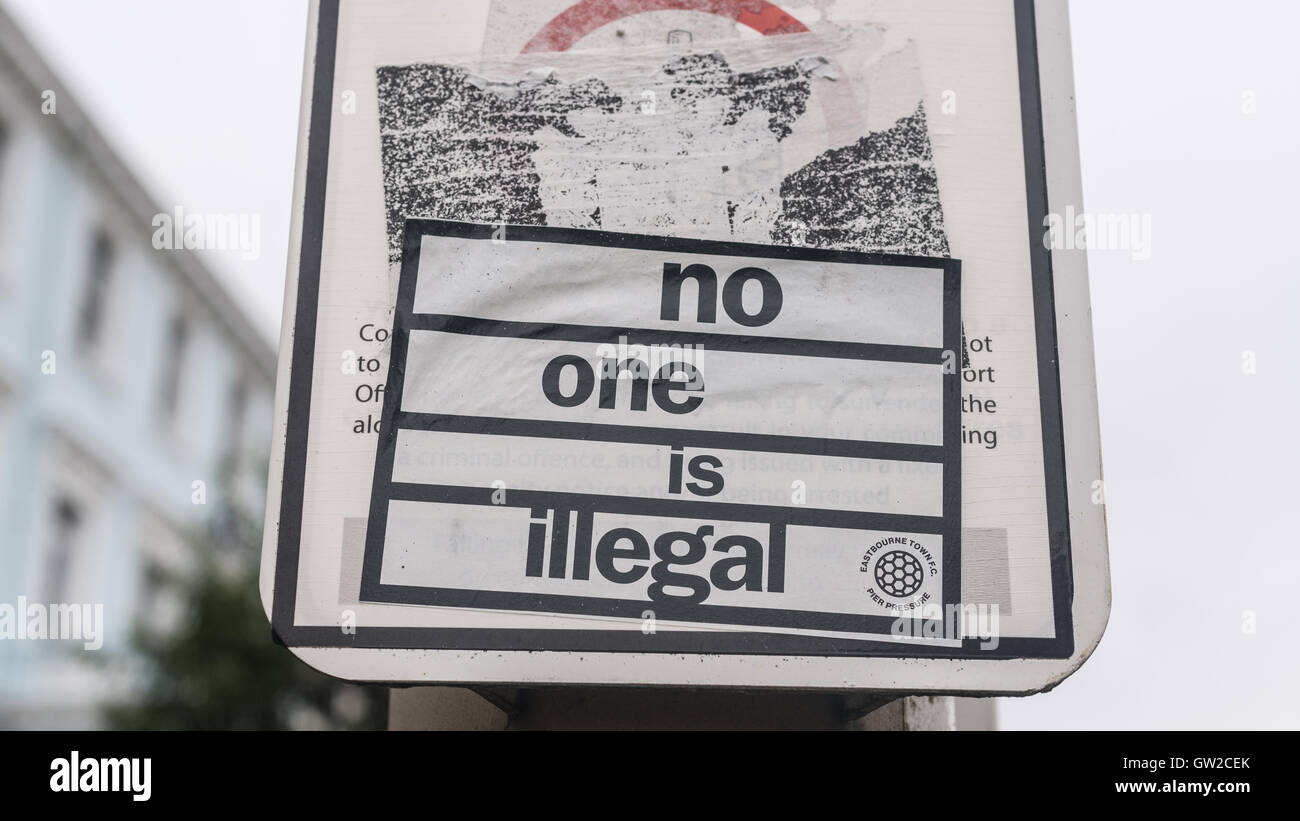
[[269, 0, 1074, 660], [358, 219, 961, 641]]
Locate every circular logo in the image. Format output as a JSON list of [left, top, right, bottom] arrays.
[[873, 550, 924, 598]]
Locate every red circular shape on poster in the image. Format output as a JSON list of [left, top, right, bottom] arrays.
[[522, 0, 810, 53], [522, 0, 864, 156]]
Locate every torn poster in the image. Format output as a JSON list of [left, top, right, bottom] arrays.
[[375, 27, 950, 282]]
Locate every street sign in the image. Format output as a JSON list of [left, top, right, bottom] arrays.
[[262, 0, 1109, 692]]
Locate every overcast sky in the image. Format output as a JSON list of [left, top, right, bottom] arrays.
[[7, 0, 1296, 729], [5, 0, 307, 337]]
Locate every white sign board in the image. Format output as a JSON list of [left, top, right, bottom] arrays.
[[261, 0, 1109, 692]]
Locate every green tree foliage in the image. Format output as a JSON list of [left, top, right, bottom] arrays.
[[104, 501, 387, 730]]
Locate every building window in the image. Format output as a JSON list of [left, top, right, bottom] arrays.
[[156, 313, 190, 422], [76, 230, 115, 353], [224, 376, 248, 469], [0, 388, 10, 466], [136, 561, 168, 629], [0, 116, 11, 226], [135, 514, 188, 636], [42, 495, 83, 603], [0, 118, 11, 288]]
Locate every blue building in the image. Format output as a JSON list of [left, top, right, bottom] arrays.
[[0, 7, 275, 728]]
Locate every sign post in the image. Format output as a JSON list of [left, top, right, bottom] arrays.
[[262, 0, 1108, 722]]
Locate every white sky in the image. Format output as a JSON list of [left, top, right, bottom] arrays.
[[7, 0, 1296, 729], [4, 0, 308, 337]]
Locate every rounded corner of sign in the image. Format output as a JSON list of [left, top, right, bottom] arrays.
[[256, 548, 279, 627], [258, 588, 274, 629], [1020, 603, 1111, 697], [1052, 549, 1115, 685], [279, 644, 372, 685], [1071, 593, 1112, 671]]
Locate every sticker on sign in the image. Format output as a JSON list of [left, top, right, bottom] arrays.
[[261, 0, 1109, 693], [362, 220, 961, 646]]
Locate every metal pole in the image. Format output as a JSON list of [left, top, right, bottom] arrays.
[[389, 688, 989, 730]]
